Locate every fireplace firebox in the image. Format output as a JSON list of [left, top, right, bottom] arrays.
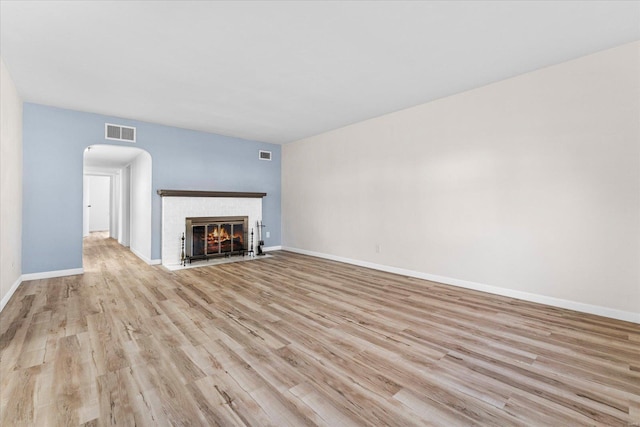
[[185, 216, 248, 262]]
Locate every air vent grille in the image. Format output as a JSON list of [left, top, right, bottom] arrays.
[[259, 150, 272, 161], [105, 123, 136, 142]]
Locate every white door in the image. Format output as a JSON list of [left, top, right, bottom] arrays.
[[83, 175, 90, 237], [88, 175, 111, 232]]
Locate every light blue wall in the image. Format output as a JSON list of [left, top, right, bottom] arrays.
[[22, 103, 281, 274]]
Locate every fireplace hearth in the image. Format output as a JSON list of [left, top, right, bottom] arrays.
[[185, 216, 248, 263]]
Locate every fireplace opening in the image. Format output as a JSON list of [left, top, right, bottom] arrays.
[[186, 216, 248, 262]]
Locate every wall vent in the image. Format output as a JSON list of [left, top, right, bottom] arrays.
[[259, 150, 272, 161], [105, 123, 136, 142]]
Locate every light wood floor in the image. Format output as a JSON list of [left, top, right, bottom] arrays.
[[1, 233, 639, 426]]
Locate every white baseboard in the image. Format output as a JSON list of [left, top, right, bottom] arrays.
[[282, 246, 639, 324], [130, 247, 161, 265], [22, 268, 84, 281], [0, 275, 23, 313], [263, 245, 282, 252]]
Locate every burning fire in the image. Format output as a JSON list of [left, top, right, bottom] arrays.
[[207, 227, 243, 244]]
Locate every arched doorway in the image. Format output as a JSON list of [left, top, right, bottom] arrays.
[[83, 144, 153, 263]]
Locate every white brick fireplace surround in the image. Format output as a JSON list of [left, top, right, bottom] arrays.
[[159, 190, 265, 267]]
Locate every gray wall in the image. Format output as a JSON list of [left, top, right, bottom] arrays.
[[22, 103, 281, 273]]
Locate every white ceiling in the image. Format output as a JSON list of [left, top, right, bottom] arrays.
[[1, 1, 639, 144], [83, 144, 144, 170]]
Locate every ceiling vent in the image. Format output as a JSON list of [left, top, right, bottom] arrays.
[[105, 123, 136, 142], [259, 150, 272, 161]]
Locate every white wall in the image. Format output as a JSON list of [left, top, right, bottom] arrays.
[[110, 171, 120, 240], [130, 152, 152, 262], [0, 57, 23, 311], [119, 165, 131, 247], [282, 42, 640, 322]]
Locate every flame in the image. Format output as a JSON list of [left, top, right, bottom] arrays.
[[207, 227, 242, 245]]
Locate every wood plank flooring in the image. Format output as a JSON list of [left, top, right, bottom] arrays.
[[1, 232, 639, 426]]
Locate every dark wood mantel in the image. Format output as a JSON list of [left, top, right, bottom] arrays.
[[157, 189, 267, 198]]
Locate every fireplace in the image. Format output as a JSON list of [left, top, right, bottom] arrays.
[[159, 190, 264, 267], [185, 216, 248, 262]]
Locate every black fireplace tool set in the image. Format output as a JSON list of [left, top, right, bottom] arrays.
[[256, 220, 266, 256]]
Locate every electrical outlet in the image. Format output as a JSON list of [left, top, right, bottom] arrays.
[[266, 231, 270, 238]]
